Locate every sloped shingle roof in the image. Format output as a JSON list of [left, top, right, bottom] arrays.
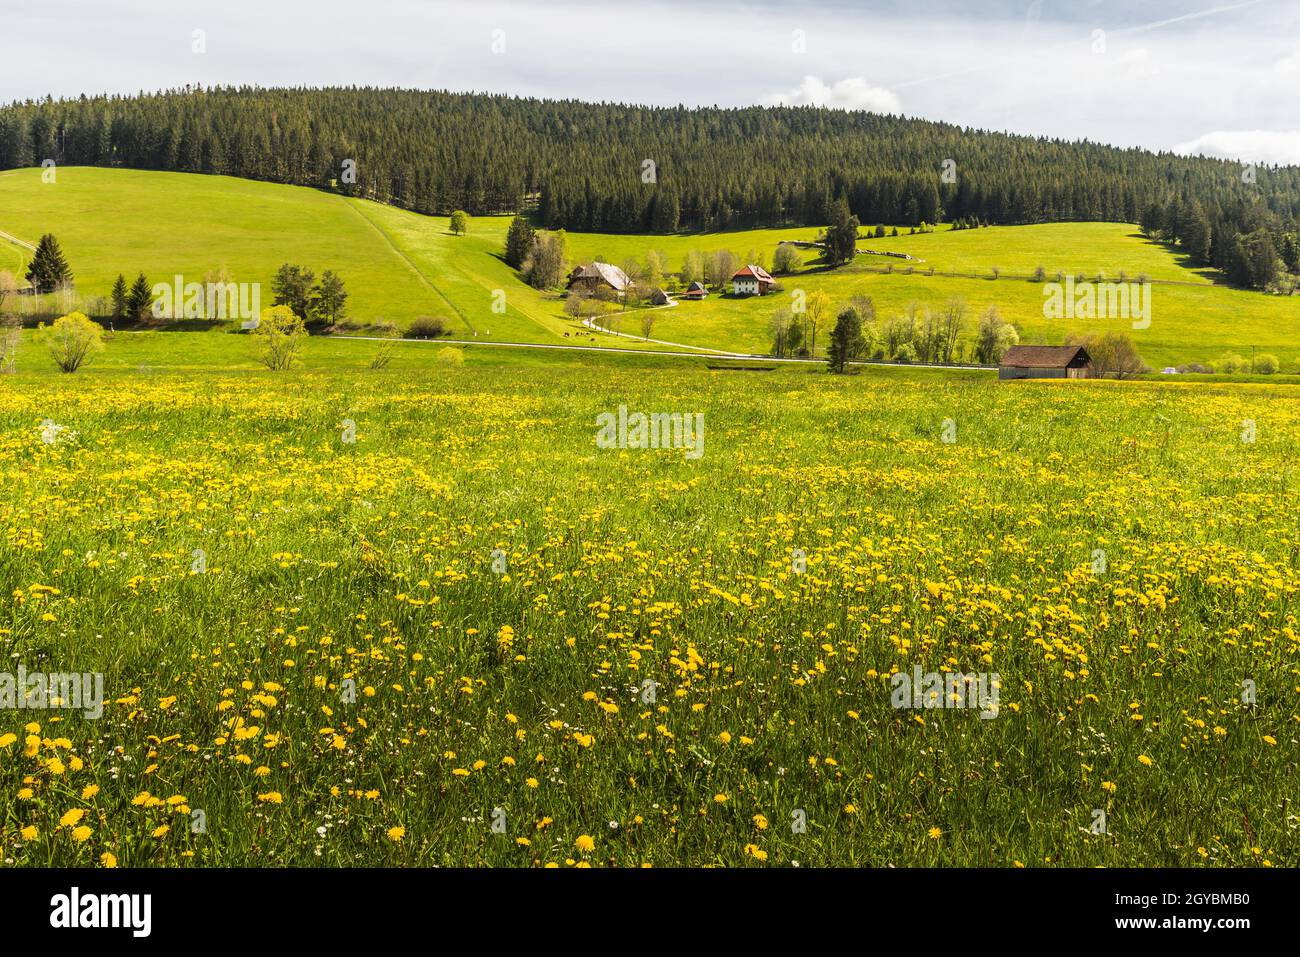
[[570, 262, 633, 291], [732, 264, 774, 282], [1000, 345, 1091, 369]]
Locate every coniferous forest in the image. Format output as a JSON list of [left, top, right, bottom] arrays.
[[1, 86, 1297, 288]]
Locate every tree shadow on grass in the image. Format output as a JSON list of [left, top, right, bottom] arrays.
[[1129, 231, 1233, 286]]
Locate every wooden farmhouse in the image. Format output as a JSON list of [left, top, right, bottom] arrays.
[[730, 264, 775, 297], [567, 262, 634, 296], [998, 344, 1092, 380], [678, 281, 709, 300]]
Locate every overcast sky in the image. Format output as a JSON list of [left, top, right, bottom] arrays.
[[2, 0, 1298, 165]]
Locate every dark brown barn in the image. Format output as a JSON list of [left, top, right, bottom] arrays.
[[998, 345, 1092, 380]]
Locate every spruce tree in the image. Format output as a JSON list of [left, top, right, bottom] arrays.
[[25, 233, 73, 293], [504, 215, 535, 270], [827, 306, 864, 373], [271, 264, 315, 319], [823, 200, 860, 267], [110, 274, 128, 322], [126, 272, 153, 323], [1140, 202, 1164, 239], [311, 270, 348, 324], [2, 87, 1298, 288]]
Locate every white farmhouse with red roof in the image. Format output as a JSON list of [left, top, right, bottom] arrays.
[[731, 264, 775, 297]]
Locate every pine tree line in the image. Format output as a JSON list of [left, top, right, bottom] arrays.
[[1141, 198, 1298, 290], [2, 86, 1297, 289]]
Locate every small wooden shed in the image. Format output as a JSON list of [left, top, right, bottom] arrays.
[[998, 345, 1092, 380]]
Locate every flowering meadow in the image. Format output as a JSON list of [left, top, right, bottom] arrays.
[[1, 353, 1297, 866]]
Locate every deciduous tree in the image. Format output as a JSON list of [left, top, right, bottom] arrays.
[[254, 304, 307, 370], [40, 311, 103, 372]]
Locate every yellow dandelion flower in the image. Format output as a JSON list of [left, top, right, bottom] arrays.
[[59, 808, 87, 828]]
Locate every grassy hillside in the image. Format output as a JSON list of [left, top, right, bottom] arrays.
[[0, 235, 26, 274], [642, 266, 1300, 368], [2, 341, 1298, 866], [855, 222, 1213, 283], [2, 167, 1297, 368], [0, 167, 440, 328]]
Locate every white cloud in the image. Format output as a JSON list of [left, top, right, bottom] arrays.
[[1173, 130, 1300, 166], [767, 76, 901, 113], [1117, 46, 1160, 79], [1275, 50, 1300, 75]]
